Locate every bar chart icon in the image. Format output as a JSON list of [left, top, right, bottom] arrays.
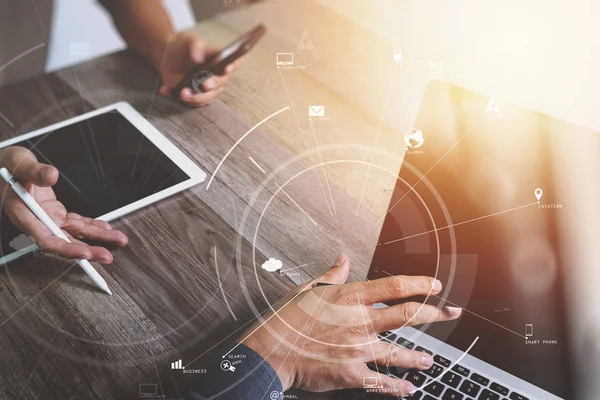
[[171, 359, 184, 370]]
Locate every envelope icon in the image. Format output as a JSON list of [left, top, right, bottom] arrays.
[[309, 106, 325, 117]]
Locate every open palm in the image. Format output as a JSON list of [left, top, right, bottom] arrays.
[[0, 147, 127, 263]]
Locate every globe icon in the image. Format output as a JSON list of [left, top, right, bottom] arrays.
[[404, 128, 425, 148]]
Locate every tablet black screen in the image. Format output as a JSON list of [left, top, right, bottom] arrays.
[[0, 111, 189, 260]]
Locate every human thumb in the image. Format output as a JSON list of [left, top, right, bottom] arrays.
[[317, 254, 350, 285], [2, 147, 58, 187]]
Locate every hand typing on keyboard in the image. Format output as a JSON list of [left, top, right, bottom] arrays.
[[242, 254, 462, 398]]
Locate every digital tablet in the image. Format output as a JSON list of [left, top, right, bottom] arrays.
[[0, 102, 206, 264]]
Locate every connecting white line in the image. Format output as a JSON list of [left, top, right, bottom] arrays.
[[375, 270, 527, 340], [0, 43, 45, 74], [248, 156, 266, 174], [221, 281, 315, 359], [71, 65, 106, 186], [377, 116, 484, 223], [0, 262, 76, 331], [278, 69, 332, 216], [206, 107, 290, 190], [356, 62, 400, 215], [370, 276, 482, 395], [309, 119, 336, 216], [382, 202, 538, 245], [147, 33, 173, 117], [26, 142, 82, 194], [274, 182, 319, 226], [130, 34, 173, 183], [279, 262, 315, 273], [183, 286, 304, 368], [0, 43, 45, 129], [364, 173, 394, 219], [212, 245, 237, 321], [0, 111, 14, 128], [457, 307, 525, 339]]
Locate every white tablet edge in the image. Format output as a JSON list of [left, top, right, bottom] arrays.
[[0, 101, 206, 264]]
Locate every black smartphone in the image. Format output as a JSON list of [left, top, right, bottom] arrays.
[[174, 24, 266, 96]]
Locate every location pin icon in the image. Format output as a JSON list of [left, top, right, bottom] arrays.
[[534, 188, 543, 202]]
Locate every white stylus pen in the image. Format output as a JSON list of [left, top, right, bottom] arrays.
[[0, 167, 112, 295]]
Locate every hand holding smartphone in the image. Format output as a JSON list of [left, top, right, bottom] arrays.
[[173, 24, 266, 97]]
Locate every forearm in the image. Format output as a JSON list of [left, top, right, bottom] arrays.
[[99, 0, 174, 70]]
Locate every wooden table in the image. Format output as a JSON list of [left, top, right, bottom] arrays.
[[0, 2, 414, 398]]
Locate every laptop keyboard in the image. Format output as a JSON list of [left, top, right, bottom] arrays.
[[371, 332, 531, 400]]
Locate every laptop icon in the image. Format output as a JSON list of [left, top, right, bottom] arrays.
[[276, 53, 294, 66], [366, 81, 575, 400], [139, 383, 158, 398]]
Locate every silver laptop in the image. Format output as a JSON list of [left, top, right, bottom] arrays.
[[365, 81, 581, 400]]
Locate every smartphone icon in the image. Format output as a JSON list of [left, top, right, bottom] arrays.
[[525, 324, 534, 337]]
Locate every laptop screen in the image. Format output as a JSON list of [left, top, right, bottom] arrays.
[[367, 81, 574, 398]]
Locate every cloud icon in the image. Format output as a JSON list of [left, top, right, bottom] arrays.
[[261, 258, 282, 272], [9, 233, 34, 251]]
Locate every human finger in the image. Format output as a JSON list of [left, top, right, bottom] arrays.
[[36, 235, 93, 260], [65, 213, 113, 230], [221, 57, 245, 75], [281, 254, 351, 306], [372, 341, 433, 371], [68, 236, 114, 264], [201, 75, 229, 92], [180, 87, 224, 108], [3, 195, 55, 241], [36, 200, 67, 225], [201, 43, 221, 58], [0, 147, 58, 187], [159, 85, 175, 99], [292, 253, 350, 295], [372, 302, 462, 332], [338, 275, 442, 305], [317, 253, 350, 285], [187, 35, 208, 64], [61, 218, 128, 246]]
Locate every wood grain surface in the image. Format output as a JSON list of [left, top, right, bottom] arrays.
[[0, 2, 408, 399]]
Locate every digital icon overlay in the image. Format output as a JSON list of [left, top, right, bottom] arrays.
[[297, 30, 314, 51], [261, 258, 283, 272], [139, 383, 159, 398], [404, 128, 425, 149], [276, 53, 294, 66], [308, 106, 325, 117], [220, 360, 236, 372], [486, 96, 500, 114], [525, 324, 534, 338]]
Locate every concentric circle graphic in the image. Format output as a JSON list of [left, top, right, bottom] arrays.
[[232, 143, 459, 362], [0, 4, 481, 395], [0, 41, 475, 397]]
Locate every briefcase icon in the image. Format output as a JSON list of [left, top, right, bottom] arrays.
[[309, 106, 325, 117]]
